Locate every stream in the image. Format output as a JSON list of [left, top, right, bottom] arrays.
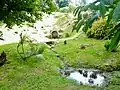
[[59, 67, 110, 87]]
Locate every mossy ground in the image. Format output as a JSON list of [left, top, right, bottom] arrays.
[[0, 33, 120, 90]]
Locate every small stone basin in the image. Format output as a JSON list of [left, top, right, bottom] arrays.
[[59, 67, 110, 87]]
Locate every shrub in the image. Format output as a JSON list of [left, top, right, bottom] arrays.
[[86, 18, 110, 39]]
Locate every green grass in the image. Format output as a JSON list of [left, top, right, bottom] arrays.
[[0, 43, 97, 90], [54, 35, 120, 72], [0, 34, 120, 90]]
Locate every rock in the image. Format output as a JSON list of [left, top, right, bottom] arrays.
[[64, 71, 70, 76], [64, 40, 67, 45], [80, 44, 86, 49], [78, 70, 82, 74], [88, 79, 94, 84], [35, 54, 45, 60], [59, 35, 62, 38], [56, 54, 60, 57], [14, 31, 18, 34], [68, 23, 71, 26], [90, 72, 97, 79], [96, 70, 103, 74], [83, 70, 88, 77], [50, 45, 55, 48], [43, 31, 48, 34], [0, 38, 4, 41], [32, 32, 37, 34], [0, 31, 3, 37], [46, 41, 54, 45], [58, 29, 64, 33], [41, 26, 44, 28], [35, 30, 38, 32], [80, 81, 83, 85], [45, 35, 52, 39], [59, 69, 71, 76]]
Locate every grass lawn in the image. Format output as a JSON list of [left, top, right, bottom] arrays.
[[0, 34, 120, 90]]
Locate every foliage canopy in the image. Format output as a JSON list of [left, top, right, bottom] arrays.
[[0, 0, 56, 27]]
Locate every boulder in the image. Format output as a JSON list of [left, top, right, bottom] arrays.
[[83, 70, 88, 77], [90, 72, 97, 79]]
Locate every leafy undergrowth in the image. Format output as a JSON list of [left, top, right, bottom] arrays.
[[0, 34, 120, 89]]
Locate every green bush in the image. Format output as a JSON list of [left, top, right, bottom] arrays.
[[86, 18, 110, 39]]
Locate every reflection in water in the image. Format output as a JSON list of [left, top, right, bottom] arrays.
[[59, 68, 109, 87]]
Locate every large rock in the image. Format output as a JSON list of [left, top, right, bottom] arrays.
[[0, 31, 3, 37]]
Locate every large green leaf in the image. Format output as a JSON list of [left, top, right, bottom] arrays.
[[103, 0, 113, 5], [73, 6, 81, 16], [84, 11, 100, 32], [112, 1, 120, 24], [106, 8, 114, 26], [99, 0, 106, 18], [108, 29, 120, 51], [72, 19, 84, 32]]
